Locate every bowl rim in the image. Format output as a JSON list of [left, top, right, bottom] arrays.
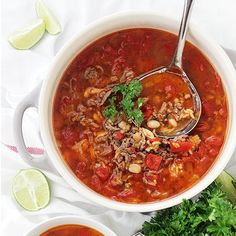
[[24, 215, 117, 236], [39, 10, 236, 212]]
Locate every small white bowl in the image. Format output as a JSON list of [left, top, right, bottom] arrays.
[[14, 11, 236, 212], [24, 215, 117, 236]]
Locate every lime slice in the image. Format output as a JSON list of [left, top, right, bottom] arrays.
[[216, 170, 236, 204], [35, 0, 61, 35], [8, 18, 45, 50], [12, 168, 50, 211]]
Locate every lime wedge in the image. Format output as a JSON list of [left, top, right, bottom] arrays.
[[35, 0, 61, 35], [12, 168, 50, 211], [216, 170, 236, 204], [8, 18, 45, 50]]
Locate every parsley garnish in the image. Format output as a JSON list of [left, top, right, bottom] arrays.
[[103, 96, 118, 120], [103, 80, 144, 125], [142, 182, 236, 236]]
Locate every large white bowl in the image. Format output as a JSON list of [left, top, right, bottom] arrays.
[[24, 216, 117, 236], [14, 11, 236, 212]]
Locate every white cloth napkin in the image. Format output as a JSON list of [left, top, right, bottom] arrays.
[[1, 0, 236, 236]]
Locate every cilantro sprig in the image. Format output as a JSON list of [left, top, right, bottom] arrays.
[[103, 96, 118, 120], [103, 80, 144, 125], [142, 182, 236, 236]]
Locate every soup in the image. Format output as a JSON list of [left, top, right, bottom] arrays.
[[53, 28, 228, 203], [40, 224, 104, 236]]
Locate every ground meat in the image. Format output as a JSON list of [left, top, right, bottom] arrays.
[[104, 120, 120, 131], [85, 87, 113, 107], [67, 111, 84, 122], [99, 89, 113, 105], [156, 148, 177, 160], [94, 142, 113, 157], [80, 118, 99, 129], [103, 114, 201, 188], [95, 131, 108, 143], [119, 67, 135, 83], [84, 65, 104, 81]]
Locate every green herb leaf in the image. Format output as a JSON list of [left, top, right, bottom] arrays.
[[132, 108, 144, 125], [113, 83, 126, 94], [103, 80, 144, 125], [137, 97, 144, 108], [121, 95, 134, 119], [103, 96, 118, 120], [127, 80, 142, 98], [142, 182, 236, 236]]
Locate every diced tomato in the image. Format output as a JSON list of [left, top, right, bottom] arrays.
[[95, 166, 110, 181], [118, 188, 136, 198], [170, 141, 193, 153], [142, 104, 154, 120], [61, 126, 78, 145], [205, 135, 223, 147], [75, 161, 87, 179], [145, 154, 162, 170], [91, 175, 101, 191], [114, 131, 124, 141]]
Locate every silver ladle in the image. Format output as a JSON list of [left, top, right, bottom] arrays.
[[138, 0, 201, 138]]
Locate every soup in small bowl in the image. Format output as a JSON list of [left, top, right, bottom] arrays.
[[41, 224, 104, 236], [24, 216, 116, 236]]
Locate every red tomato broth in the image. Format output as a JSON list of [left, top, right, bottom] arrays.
[[40, 224, 104, 236], [53, 28, 228, 203]]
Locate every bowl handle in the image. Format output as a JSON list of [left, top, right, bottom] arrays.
[[13, 82, 57, 173]]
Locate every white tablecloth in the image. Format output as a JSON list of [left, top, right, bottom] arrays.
[[1, 0, 236, 235]]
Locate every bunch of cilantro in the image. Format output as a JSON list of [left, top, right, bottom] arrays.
[[142, 182, 236, 236], [103, 80, 144, 125]]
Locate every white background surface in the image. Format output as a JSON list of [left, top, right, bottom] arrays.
[[1, 0, 236, 235]]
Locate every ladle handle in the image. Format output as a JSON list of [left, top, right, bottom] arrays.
[[171, 0, 195, 68]]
